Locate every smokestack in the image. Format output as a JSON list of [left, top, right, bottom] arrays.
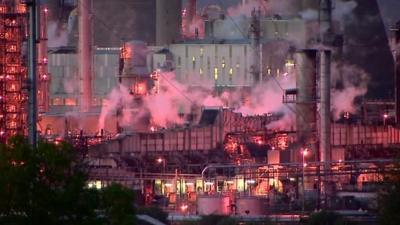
[[249, 8, 261, 83], [295, 49, 318, 162], [78, 0, 92, 112], [319, 50, 331, 167], [319, 0, 333, 44], [319, 0, 333, 206], [28, 0, 38, 147], [391, 22, 400, 125]]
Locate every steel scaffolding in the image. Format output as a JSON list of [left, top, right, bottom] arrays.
[[0, 1, 28, 142]]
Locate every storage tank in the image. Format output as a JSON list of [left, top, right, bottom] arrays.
[[197, 195, 231, 215], [236, 197, 267, 216]]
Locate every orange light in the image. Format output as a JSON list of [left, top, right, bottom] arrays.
[[180, 204, 188, 211]]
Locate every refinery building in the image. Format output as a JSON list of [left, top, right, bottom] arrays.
[[2, 0, 400, 218]]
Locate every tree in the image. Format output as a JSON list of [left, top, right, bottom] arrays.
[[306, 211, 355, 225], [101, 183, 136, 225], [378, 177, 400, 225], [0, 136, 135, 225]]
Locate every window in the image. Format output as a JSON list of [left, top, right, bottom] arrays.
[[200, 47, 204, 56], [51, 98, 63, 106], [177, 56, 181, 66], [221, 58, 226, 69], [214, 67, 218, 80], [200, 68, 203, 75], [65, 98, 77, 106], [229, 68, 233, 76], [192, 56, 196, 69]]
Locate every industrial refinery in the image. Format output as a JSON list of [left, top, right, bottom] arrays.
[[1, 0, 400, 223]]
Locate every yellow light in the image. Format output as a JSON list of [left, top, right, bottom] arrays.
[[192, 56, 196, 62], [285, 59, 295, 67], [229, 68, 233, 75], [221, 59, 226, 69], [214, 67, 218, 80], [200, 48, 204, 55]]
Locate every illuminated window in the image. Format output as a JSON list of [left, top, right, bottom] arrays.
[[229, 68, 233, 76], [51, 98, 63, 106], [65, 98, 77, 106], [199, 68, 203, 75], [192, 56, 196, 69], [200, 47, 204, 56], [221, 58, 226, 69], [285, 59, 295, 67], [276, 69, 280, 76], [267, 68, 271, 75], [214, 68, 218, 80]]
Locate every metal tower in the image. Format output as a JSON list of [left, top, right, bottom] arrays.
[[0, 1, 29, 142]]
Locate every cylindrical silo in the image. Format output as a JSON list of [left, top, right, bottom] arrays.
[[295, 49, 317, 161]]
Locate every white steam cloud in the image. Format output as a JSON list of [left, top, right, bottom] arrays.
[[48, 21, 68, 48], [331, 63, 370, 119]]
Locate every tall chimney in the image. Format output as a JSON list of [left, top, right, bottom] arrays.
[[391, 22, 400, 125], [320, 50, 331, 165], [249, 8, 261, 83], [78, 0, 92, 112], [319, 0, 333, 207], [295, 50, 318, 162]]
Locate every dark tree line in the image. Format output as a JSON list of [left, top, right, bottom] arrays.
[[0, 136, 136, 225]]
